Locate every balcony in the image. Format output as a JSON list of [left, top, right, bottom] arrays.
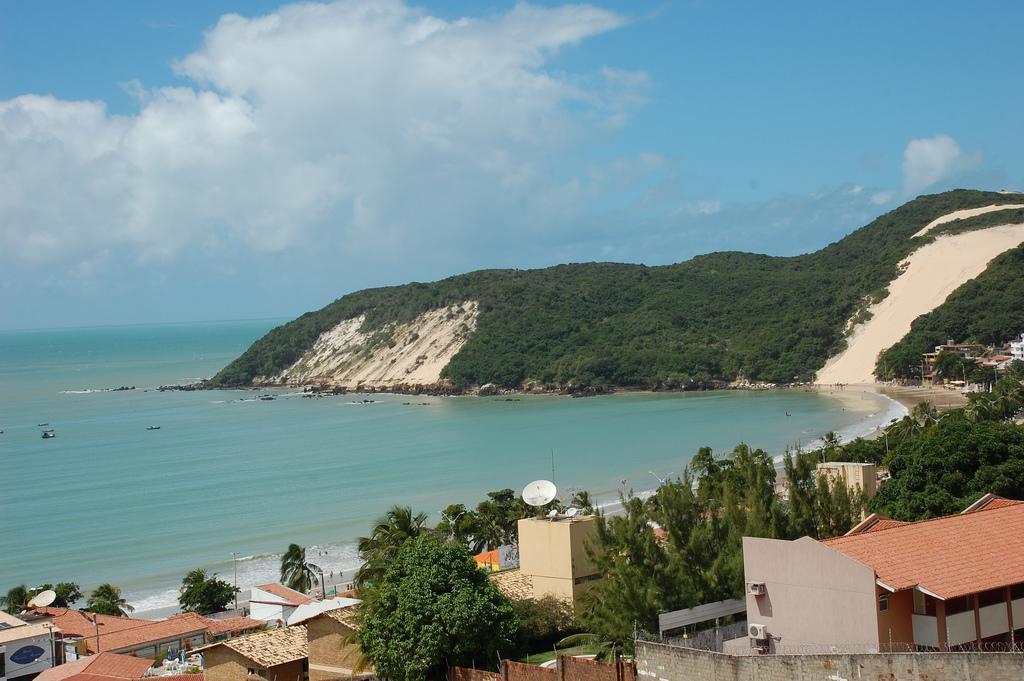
[[911, 597, 1024, 647]]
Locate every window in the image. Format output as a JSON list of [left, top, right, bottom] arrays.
[[945, 595, 972, 615], [879, 594, 889, 612], [979, 588, 1006, 608], [1012, 583, 1024, 600], [913, 590, 927, 615]]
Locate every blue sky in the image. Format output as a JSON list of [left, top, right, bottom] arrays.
[[2, 1, 1022, 330]]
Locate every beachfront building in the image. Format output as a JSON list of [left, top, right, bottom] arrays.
[[0, 610, 59, 681], [201, 625, 307, 681], [727, 494, 1024, 654], [815, 462, 877, 509], [23, 608, 261, 658], [248, 585, 313, 626], [492, 515, 601, 610], [922, 341, 983, 381]]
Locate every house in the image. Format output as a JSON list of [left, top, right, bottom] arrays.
[[0, 610, 60, 681], [200, 625, 306, 681], [492, 514, 601, 610], [922, 341, 983, 380], [730, 495, 1024, 654], [24, 609, 261, 657], [305, 606, 367, 681], [34, 651, 152, 681], [815, 462, 877, 517], [1011, 334, 1024, 363], [247, 585, 314, 626]]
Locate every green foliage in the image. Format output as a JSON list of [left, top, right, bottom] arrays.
[[178, 569, 240, 615], [356, 506, 431, 590], [873, 414, 1024, 520], [85, 583, 133, 616], [357, 535, 518, 681], [511, 596, 581, 654], [213, 190, 1024, 389], [877, 245, 1024, 379], [1, 585, 29, 614], [280, 544, 314, 593]]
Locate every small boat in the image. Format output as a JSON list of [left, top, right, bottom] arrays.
[[38, 422, 49, 427], [259, 395, 275, 401], [41, 430, 55, 439], [146, 425, 161, 431]]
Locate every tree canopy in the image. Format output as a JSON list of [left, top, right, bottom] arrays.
[[178, 569, 239, 615], [357, 535, 518, 681], [85, 583, 133, 616]]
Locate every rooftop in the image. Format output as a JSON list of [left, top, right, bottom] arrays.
[[252, 584, 314, 607], [35, 652, 153, 681], [823, 498, 1024, 599], [206, 625, 308, 668], [0, 619, 60, 644], [490, 569, 533, 600]]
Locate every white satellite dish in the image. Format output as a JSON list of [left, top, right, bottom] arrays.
[[27, 589, 57, 609], [522, 479, 557, 506], [547, 508, 559, 518], [565, 507, 579, 518]]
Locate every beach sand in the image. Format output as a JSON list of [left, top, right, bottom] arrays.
[[817, 222, 1024, 384]]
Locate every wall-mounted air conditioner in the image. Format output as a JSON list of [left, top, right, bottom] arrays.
[[748, 623, 769, 640], [747, 582, 766, 596]]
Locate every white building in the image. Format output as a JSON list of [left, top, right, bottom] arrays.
[[248, 584, 314, 625], [1011, 333, 1024, 363], [0, 611, 58, 681]]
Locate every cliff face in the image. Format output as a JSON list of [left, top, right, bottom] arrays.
[[254, 301, 478, 387]]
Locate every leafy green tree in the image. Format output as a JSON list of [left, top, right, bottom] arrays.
[[472, 489, 531, 551], [356, 506, 430, 590], [436, 504, 478, 548], [1, 585, 29, 614], [568, 490, 595, 514], [872, 416, 1024, 519], [510, 596, 581, 653], [280, 544, 314, 593], [178, 569, 240, 615], [86, 584, 133, 616], [357, 535, 518, 681]]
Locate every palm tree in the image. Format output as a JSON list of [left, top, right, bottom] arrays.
[[280, 544, 314, 593], [355, 505, 429, 589], [1, 585, 29, 614], [86, 584, 133, 616]]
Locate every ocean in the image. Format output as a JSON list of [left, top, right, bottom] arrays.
[[0, 320, 902, 614]]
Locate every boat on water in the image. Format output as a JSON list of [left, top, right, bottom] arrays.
[[146, 425, 161, 430], [41, 429, 55, 439], [38, 422, 48, 427], [259, 395, 275, 401]]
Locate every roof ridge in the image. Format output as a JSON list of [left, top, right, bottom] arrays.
[[825, 498, 1024, 545]]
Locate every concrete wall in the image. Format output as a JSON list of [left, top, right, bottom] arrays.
[[816, 462, 876, 499], [877, 586, 914, 647], [743, 536, 879, 649], [636, 639, 1024, 681], [203, 647, 253, 681], [452, 656, 632, 681], [307, 615, 363, 681]]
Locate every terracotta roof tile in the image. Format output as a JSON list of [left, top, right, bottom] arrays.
[[320, 606, 360, 630], [99, 616, 208, 653], [823, 502, 1024, 599], [36, 653, 154, 681], [252, 584, 314, 606], [490, 569, 533, 600], [203, 616, 264, 636], [214, 625, 307, 668]]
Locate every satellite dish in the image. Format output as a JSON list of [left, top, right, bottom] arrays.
[[565, 507, 579, 518], [546, 508, 559, 518], [522, 479, 557, 506], [27, 590, 57, 609]]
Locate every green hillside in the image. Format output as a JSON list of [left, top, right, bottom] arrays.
[[211, 190, 1024, 389]]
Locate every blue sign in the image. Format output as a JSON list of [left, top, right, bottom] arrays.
[[10, 645, 45, 665]]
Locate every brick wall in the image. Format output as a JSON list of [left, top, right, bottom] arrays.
[[452, 655, 635, 681], [636, 638, 1024, 681]]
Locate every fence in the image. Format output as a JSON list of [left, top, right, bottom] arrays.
[[450, 654, 635, 681], [638, 621, 748, 653]]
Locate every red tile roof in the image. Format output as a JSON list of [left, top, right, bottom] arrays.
[[31, 608, 153, 641], [35, 653, 153, 681], [252, 584, 314, 606], [99, 616, 208, 653], [823, 501, 1024, 599], [203, 616, 264, 636]]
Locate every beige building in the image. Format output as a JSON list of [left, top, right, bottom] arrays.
[[816, 461, 877, 499], [510, 515, 601, 608], [202, 625, 307, 681], [306, 607, 365, 681], [728, 495, 1024, 654]]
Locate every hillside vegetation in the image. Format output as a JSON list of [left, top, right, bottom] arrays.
[[212, 190, 1024, 389]]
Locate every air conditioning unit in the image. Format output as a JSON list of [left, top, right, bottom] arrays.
[[747, 582, 766, 596], [748, 623, 769, 640]]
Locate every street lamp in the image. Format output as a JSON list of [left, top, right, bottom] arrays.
[[649, 470, 674, 486], [230, 552, 239, 610]]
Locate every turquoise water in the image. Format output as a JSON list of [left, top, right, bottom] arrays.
[[0, 320, 898, 613]]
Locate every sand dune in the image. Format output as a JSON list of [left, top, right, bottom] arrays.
[[817, 223, 1024, 384], [912, 204, 1024, 238], [256, 301, 479, 387]]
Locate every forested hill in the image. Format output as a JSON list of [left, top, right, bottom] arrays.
[[212, 190, 1024, 389]]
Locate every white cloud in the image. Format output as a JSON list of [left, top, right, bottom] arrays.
[[901, 133, 981, 196], [0, 0, 638, 269], [870, 190, 895, 205]]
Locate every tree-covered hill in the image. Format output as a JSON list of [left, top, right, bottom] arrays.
[[212, 190, 1024, 389]]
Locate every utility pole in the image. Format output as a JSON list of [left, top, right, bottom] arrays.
[[231, 552, 239, 610]]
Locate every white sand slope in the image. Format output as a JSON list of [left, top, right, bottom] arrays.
[[912, 204, 1024, 238], [817, 223, 1024, 384], [256, 301, 479, 387]]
